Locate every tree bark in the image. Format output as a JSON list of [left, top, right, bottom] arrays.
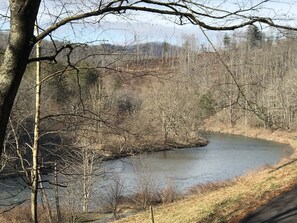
[[54, 162, 62, 222], [0, 0, 295, 159], [0, 0, 41, 155], [31, 21, 41, 223]]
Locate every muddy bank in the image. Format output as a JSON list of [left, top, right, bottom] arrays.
[[101, 137, 208, 160]]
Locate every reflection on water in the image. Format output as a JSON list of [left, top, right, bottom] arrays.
[[0, 133, 292, 208], [104, 133, 292, 191]]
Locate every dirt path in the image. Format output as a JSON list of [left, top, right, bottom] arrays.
[[240, 187, 297, 223]]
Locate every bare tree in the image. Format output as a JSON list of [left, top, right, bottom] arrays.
[[1, 0, 297, 155], [132, 157, 158, 209], [61, 145, 102, 217], [30, 23, 42, 223], [101, 174, 125, 219]]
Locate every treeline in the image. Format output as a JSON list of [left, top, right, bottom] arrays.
[[2, 31, 209, 164], [5, 25, 297, 175], [0, 30, 209, 220], [222, 27, 297, 130], [181, 25, 297, 130], [1, 25, 296, 219]]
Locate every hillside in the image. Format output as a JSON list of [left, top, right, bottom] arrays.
[[3, 27, 297, 222], [113, 124, 297, 223]]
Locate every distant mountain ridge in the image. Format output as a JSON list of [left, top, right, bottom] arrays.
[[0, 32, 179, 63]]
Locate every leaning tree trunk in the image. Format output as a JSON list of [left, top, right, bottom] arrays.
[[0, 0, 41, 156]]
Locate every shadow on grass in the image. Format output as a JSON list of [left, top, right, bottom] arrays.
[[240, 187, 297, 223]]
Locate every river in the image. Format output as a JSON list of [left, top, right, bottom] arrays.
[[102, 132, 292, 193], [0, 132, 293, 209]]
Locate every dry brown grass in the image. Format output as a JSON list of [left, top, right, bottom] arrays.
[[4, 124, 296, 223], [0, 205, 55, 223], [114, 166, 297, 223], [187, 180, 235, 196], [114, 125, 297, 223]]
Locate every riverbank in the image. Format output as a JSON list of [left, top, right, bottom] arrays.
[[0, 136, 207, 180], [203, 117, 297, 149], [101, 137, 208, 160], [112, 121, 297, 223]]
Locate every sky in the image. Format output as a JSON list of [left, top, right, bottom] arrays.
[[1, 0, 297, 46]]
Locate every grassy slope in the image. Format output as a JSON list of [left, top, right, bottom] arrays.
[[114, 122, 297, 223]]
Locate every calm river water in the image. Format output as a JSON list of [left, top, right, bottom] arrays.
[[103, 132, 292, 193], [0, 132, 293, 208]]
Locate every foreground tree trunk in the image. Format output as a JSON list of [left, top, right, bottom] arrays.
[[0, 0, 40, 155], [31, 22, 42, 223], [0, 0, 296, 159]]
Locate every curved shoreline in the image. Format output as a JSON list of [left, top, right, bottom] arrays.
[[0, 137, 208, 179], [114, 125, 297, 223], [101, 137, 208, 160], [202, 123, 297, 163], [2, 126, 295, 222]]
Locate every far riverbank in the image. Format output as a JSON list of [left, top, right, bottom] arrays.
[[100, 136, 208, 160], [113, 121, 297, 223]]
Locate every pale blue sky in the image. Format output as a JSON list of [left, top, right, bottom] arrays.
[[1, 0, 297, 46]]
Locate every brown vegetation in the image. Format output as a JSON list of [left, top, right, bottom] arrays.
[[3, 24, 297, 223], [114, 124, 297, 223]]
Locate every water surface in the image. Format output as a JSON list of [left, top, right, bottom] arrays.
[[0, 133, 292, 207], [103, 133, 292, 191]]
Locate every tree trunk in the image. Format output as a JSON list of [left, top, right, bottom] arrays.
[[31, 22, 41, 223], [0, 0, 40, 156], [54, 162, 62, 222], [83, 148, 89, 212], [39, 171, 53, 223]]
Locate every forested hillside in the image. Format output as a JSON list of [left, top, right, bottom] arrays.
[[1, 25, 297, 221], [3, 26, 297, 171], [207, 28, 297, 130]]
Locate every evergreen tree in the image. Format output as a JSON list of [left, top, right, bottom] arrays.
[[246, 25, 263, 47], [223, 33, 231, 48]]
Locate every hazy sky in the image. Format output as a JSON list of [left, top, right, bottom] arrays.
[[46, 0, 297, 46], [1, 0, 297, 46]]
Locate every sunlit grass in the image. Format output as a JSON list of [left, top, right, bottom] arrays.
[[114, 128, 297, 223]]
